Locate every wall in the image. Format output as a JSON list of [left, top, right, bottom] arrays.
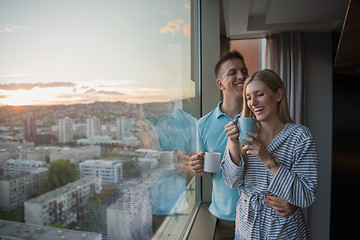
[[230, 39, 260, 75], [200, 0, 221, 202], [303, 33, 333, 240], [201, 0, 221, 116]]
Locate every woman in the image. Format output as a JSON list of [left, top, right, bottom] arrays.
[[222, 69, 318, 239]]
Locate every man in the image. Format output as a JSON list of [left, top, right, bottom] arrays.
[[142, 101, 197, 233], [190, 50, 296, 239]]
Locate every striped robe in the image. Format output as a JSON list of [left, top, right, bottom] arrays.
[[222, 123, 318, 240]]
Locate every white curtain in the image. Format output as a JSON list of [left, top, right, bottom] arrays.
[[265, 32, 304, 124]]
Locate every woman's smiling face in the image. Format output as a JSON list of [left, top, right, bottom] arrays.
[[245, 79, 282, 123]]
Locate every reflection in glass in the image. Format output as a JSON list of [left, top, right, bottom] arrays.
[[0, 0, 199, 239]]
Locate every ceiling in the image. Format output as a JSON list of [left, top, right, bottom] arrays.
[[222, 0, 349, 39], [221, 0, 360, 75]]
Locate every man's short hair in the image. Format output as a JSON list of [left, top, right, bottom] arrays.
[[214, 50, 245, 78]]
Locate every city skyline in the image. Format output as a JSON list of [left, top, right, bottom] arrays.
[[0, 0, 194, 106]]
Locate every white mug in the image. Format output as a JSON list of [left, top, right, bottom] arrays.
[[204, 152, 221, 173], [159, 151, 176, 169]]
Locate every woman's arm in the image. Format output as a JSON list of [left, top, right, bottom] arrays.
[[224, 119, 241, 165], [268, 130, 319, 208], [221, 149, 245, 189], [221, 119, 245, 189]]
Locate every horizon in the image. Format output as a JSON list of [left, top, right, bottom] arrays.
[[0, 97, 196, 108]]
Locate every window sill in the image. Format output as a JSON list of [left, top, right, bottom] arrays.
[[152, 177, 201, 240], [152, 202, 216, 240], [186, 202, 216, 240]]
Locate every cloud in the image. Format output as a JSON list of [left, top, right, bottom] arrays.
[[85, 88, 97, 94], [56, 89, 125, 104], [0, 82, 76, 91], [0, 25, 28, 33], [0, 95, 8, 99], [85, 88, 124, 96], [183, 24, 190, 36], [160, 19, 184, 36], [97, 90, 124, 95], [184, 4, 191, 9]]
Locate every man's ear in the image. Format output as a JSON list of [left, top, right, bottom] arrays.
[[216, 79, 224, 90]]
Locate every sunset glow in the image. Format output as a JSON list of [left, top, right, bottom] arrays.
[[1, 88, 70, 106], [0, 84, 195, 106]]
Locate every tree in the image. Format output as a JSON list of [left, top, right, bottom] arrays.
[[41, 159, 80, 192], [0, 207, 24, 222], [97, 186, 119, 203], [45, 152, 50, 164], [49, 221, 64, 229]]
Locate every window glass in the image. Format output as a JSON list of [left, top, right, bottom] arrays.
[[0, 1, 199, 239]]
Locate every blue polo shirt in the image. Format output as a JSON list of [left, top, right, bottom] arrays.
[[145, 104, 197, 215], [147, 105, 197, 154], [197, 101, 241, 221]]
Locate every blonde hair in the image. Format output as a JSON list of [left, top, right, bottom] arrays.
[[242, 69, 294, 124]]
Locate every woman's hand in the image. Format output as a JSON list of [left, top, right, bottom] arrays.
[[241, 132, 281, 175], [224, 119, 241, 166], [224, 118, 239, 141], [263, 196, 298, 217], [241, 132, 272, 163]]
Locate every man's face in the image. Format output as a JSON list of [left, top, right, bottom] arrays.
[[216, 58, 248, 99]]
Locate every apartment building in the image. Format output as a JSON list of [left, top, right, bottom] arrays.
[[0, 220, 102, 240], [58, 117, 74, 143], [116, 117, 135, 140], [24, 113, 36, 142], [3, 159, 46, 176], [86, 117, 102, 138], [3, 141, 35, 160], [79, 160, 123, 185], [0, 149, 11, 160], [24, 177, 102, 228], [73, 123, 87, 139], [49, 145, 101, 164], [0, 168, 48, 211], [0, 150, 11, 168], [77, 136, 121, 145]]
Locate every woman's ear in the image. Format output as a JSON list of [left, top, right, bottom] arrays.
[[276, 88, 284, 102], [216, 79, 224, 90]]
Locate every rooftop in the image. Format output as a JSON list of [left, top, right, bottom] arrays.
[[26, 177, 101, 204], [0, 220, 102, 240], [0, 168, 47, 181], [80, 159, 122, 167]]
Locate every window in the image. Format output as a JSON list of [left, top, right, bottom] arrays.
[[0, 0, 200, 239]]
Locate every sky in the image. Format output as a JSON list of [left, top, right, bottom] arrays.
[[0, 0, 193, 106]]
